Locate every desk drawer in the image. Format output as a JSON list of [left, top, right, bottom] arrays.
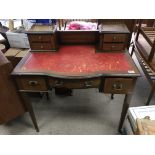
[[16, 77, 47, 91], [102, 43, 125, 51], [49, 78, 101, 89], [104, 78, 133, 94], [103, 34, 126, 42], [30, 43, 53, 50], [28, 34, 52, 42]]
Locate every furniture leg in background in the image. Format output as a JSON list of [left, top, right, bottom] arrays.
[[146, 83, 155, 105], [111, 94, 114, 99]]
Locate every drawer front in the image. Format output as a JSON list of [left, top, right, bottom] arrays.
[[28, 34, 52, 42], [49, 78, 101, 89], [104, 78, 134, 94], [103, 34, 126, 42], [16, 77, 47, 91], [102, 43, 125, 51], [30, 43, 53, 50]]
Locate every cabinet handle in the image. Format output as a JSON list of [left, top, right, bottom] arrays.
[[28, 81, 38, 86], [41, 45, 44, 49], [85, 81, 92, 87], [113, 36, 117, 40], [112, 83, 123, 90], [38, 36, 42, 40], [55, 81, 64, 86], [112, 45, 115, 48]]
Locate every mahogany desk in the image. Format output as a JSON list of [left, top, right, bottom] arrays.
[[11, 45, 140, 133]]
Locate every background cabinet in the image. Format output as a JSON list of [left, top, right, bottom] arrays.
[[0, 51, 26, 124], [28, 33, 57, 51], [98, 23, 130, 52]]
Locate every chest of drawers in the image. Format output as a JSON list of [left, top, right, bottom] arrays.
[[98, 23, 130, 52]]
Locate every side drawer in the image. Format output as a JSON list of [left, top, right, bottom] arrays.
[[102, 43, 125, 51], [103, 34, 126, 42], [104, 78, 134, 94], [30, 43, 53, 50], [49, 78, 101, 89], [28, 34, 52, 42], [15, 76, 47, 91]]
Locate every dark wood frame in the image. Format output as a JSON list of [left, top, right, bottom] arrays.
[[131, 19, 155, 105], [134, 20, 155, 67], [132, 35, 155, 105]]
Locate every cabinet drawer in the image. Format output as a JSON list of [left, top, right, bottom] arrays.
[[30, 43, 53, 50], [102, 43, 125, 51], [28, 34, 52, 42], [104, 78, 134, 94], [49, 78, 101, 89], [103, 34, 126, 42], [16, 77, 47, 91]]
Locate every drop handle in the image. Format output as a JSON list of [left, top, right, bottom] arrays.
[[55, 81, 64, 86], [38, 36, 42, 39], [28, 81, 38, 86], [112, 83, 123, 90], [85, 81, 92, 87], [41, 45, 44, 49], [113, 36, 117, 40]]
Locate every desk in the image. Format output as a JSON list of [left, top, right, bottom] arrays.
[[12, 45, 140, 132]]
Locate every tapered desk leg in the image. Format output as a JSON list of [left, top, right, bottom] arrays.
[[21, 92, 39, 132], [118, 93, 132, 133]]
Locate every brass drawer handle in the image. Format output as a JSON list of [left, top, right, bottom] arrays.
[[28, 81, 38, 86], [113, 36, 117, 40], [40, 45, 44, 49], [55, 81, 64, 86], [112, 83, 123, 90], [38, 36, 42, 40], [111, 45, 115, 48], [85, 81, 92, 87]]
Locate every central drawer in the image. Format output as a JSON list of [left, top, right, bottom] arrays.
[[48, 78, 101, 89], [15, 76, 48, 91], [103, 34, 126, 42], [104, 78, 134, 94]]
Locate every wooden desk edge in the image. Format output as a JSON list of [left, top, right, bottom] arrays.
[[11, 50, 140, 79]]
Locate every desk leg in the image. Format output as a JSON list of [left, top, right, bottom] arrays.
[[118, 93, 132, 133], [111, 94, 114, 99], [21, 92, 39, 132]]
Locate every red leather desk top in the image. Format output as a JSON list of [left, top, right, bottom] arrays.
[[15, 45, 138, 77]]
